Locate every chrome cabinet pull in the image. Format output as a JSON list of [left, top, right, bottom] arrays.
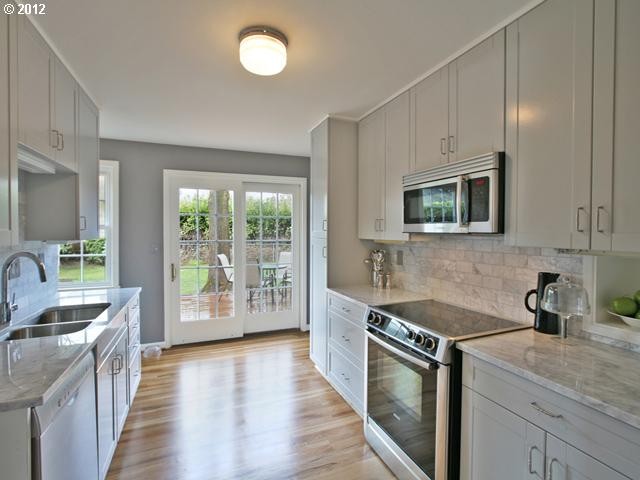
[[51, 129, 60, 149], [531, 401, 563, 419], [340, 372, 350, 382], [322, 219, 328, 231], [576, 206, 585, 232], [440, 138, 447, 155], [448, 135, 455, 153], [547, 458, 561, 480], [379, 218, 385, 232], [170, 263, 177, 282], [341, 335, 351, 343], [341, 306, 351, 314], [322, 246, 327, 258], [79, 216, 87, 231], [596, 206, 606, 233], [59, 132, 64, 151], [528, 445, 541, 476]]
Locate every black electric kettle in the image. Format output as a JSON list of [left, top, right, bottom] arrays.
[[525, 272, 560, 334]]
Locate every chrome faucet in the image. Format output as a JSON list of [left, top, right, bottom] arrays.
[[1, 252, 47, 324]]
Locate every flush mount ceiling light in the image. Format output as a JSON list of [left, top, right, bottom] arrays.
[[238, 26, 288, 76]]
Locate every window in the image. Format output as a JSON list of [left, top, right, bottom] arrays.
[[58, 161, 119, 289]]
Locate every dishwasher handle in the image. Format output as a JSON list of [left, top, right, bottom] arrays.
[[32, 353, 95, 436]]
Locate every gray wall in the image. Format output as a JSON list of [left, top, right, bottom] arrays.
[[100, 139, 310, 343]]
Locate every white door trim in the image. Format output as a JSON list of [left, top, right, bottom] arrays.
[[163, 170, 307, 347]]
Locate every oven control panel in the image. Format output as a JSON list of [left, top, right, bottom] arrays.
[[367, 310, 440, 357]]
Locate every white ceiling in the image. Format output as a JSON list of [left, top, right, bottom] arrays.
[[34, 0, 534, 156]]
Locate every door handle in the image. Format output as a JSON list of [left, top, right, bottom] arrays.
[[171, 263, 177, 282], [440, 138, 447, 155], [448, 135, 455, 153]]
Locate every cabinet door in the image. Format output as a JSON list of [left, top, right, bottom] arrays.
[[77, 89, 99, 240], [309, 236, 327, 373], [545, 434, 629, 480], [310, 120, 328, 237], [505, 0, 593, 249], [591, 0, 640, 253], [384, 91, 409, 241], [412, 66, 448, 171], [114, 332, 129, 438], [53, 58, 77, 171], [460, 387, 544, 480], [97, 355, 115, 480], [17, 16, 53, 159], [449, 30, 505, 162], [0, 11, 17, 247], [357, 108, 385, 239]]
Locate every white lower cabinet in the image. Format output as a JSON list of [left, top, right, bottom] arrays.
[[325, 292, 366, 416], [461, 354, 639, 480]]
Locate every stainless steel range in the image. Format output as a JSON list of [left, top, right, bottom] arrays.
[[364, 300, 529, 480]]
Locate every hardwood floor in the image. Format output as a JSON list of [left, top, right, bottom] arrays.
[[106, 331, 395, 480]]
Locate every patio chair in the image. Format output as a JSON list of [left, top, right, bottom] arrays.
[[217, 253, 234, 304], [276, 251, 292, 300]]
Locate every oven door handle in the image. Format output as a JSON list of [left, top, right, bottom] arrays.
[[366, 331, 439, 371]]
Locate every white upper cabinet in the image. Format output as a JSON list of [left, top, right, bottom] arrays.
[[17, 15, 53, 159], [310, 119, 328, 237], [448, 30, 505, 162], [53, 58, 77, 172], [0, 11, 17, 247], [77, 89, 99, 240], [411, 66, 449, 172], [384, 91, 410, 241], [358, 92, 410, 241], [358, 107, 385, 240], [591, 0, 640, 253], [505, 0, 593, 249]]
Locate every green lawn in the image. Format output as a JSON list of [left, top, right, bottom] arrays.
[[59, 263, 106, 283]]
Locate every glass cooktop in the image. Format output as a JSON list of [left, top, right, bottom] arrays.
[[374, 299, 530, 340]]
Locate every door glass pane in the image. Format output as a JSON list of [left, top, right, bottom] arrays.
[[245, 191, 294, 315], [179, 188, 234, 322]]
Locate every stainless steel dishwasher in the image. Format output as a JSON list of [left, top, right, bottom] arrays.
[[31, 353, 98, 480]]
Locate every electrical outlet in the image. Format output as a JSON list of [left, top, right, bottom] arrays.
[[396, 250, 403, 266], [8, 260, 20, 280]]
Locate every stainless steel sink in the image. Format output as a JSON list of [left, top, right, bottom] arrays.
[[8, 321, 94, 340], [36, 303, 110, 325]]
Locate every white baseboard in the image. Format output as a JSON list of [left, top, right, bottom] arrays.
[[141, 341, 168, 349]]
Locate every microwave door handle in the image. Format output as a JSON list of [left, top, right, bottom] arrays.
[[460, 175, 469, 226]]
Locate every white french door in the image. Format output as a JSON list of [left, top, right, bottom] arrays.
[[163, 171, 306, 346]]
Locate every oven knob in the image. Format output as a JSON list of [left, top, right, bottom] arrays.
[[373, 314, 383, 326], [415, 333, 425, 346], [407, 330, 416, 341], [425, 337, 437, 351], [367, 311, 375, 322]]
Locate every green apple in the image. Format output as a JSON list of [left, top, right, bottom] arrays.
[[635, 311, 640, 320], [611, 296, 638, 317], [634, 290, 640, 305]]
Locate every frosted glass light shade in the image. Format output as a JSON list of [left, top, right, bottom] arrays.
[[239, 28, 287, 76]]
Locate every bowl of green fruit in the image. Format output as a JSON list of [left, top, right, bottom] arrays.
[[608, 290, 640, 329]]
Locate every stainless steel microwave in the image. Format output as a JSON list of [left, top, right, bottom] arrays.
[[403, 152, 505, 234]]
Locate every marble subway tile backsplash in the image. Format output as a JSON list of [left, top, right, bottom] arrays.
[[0, 243, 58, 315], [377, 236, 583, 324]]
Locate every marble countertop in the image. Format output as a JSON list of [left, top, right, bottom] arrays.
[[327, 285, 429, 307], [0, 287, 140, 412], [458, 329, 640, 430]]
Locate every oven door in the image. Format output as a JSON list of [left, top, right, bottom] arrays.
[[403, 176, 464, 234], [365, 331, 449, 480]]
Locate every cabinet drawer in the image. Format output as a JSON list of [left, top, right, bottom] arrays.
[[128, 323, 140, 350], [128, 345, 141, 403], [328, 310, 364, 368], [327, 292, 366, 324], [463, 354, 640, 479], [328, 346, 364, 416], [128, 295, 140, 319]]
